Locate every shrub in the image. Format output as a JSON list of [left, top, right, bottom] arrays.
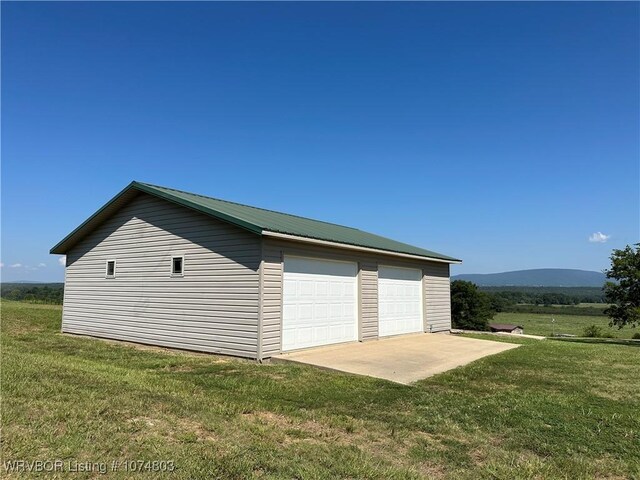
[[583, 324, 603, 338], [632, 332, 640, 340], [451, 280, 495, 331]]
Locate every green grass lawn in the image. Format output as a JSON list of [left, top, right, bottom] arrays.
[[2, 301, 639, 479], [493, 311, 638, 338]]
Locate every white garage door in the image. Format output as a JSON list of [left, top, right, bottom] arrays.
[[378, 265, 423, 337], [282, 257, 358, 351]]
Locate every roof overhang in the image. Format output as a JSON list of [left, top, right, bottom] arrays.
[[262, 231, 462, 264], [50, 182, 140, 255]]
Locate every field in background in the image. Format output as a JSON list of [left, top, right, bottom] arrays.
[[570, 303, 609, 308], [493, 312, 636, 338], [2, 300, 640, 479]]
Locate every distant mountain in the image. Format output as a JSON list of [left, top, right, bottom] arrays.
[[452, 269, 606, 287]]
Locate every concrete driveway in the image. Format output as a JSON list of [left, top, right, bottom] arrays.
[[274, 333, 519, 384]]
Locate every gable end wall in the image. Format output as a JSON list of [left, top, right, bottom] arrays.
[[62, 192, 261, 358]]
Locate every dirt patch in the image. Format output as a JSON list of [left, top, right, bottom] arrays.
[[244, 411, 332, 439], [127, 415, 169, 431], [175, 417, 218, 443], [260, 372, 288, 381], [414, 462, 447, 479], [469, 446, 488, 466], [161, 364, 197, 373], [127, 415, 217, 444]]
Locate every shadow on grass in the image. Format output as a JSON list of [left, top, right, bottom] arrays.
[[550, 337, 640, 347]]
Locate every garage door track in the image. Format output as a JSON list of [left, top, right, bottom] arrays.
[[274, 333, 519, 384]]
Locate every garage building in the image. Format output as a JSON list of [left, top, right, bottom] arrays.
[[51, 182, 461, 360]]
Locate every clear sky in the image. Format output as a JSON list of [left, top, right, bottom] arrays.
[[2, 2, 638, 282]]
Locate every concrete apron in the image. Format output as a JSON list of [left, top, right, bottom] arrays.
[[273, 333, 520, 385]]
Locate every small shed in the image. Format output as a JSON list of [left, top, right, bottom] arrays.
[[489, 324, 524, 335]]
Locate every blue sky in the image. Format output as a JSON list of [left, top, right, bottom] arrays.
[[2, 2, 638, 282]]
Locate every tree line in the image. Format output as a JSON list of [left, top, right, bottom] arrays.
[[1, 284, 64, 304], [479, 286, 605, 305]]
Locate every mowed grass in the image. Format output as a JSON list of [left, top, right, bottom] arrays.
[[493, 311, 638, 338], [2, 301, 639, 479]]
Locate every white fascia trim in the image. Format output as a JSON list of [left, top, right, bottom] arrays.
[[262, 231, 462, 264]]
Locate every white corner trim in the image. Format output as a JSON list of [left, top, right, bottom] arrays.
[[262, 231, 462, 264]]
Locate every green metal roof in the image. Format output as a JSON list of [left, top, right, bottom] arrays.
[[51, 181, 461, 263]]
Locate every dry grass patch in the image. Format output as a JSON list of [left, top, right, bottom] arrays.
[[127, 415, 219, 445]]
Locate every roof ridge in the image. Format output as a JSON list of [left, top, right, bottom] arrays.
[[137, 181, 364, 232]]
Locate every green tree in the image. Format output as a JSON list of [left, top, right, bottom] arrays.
[[487, 293, 510, 312], [604, 244, 640, 329], [451, 280, 495, 331]]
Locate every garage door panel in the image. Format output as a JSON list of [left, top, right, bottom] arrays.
[[282, 257, 358, 351], [378, 265, 423, 337], [297, 327, 313, 345], [317, 281, 329, 296], [315, 326, 329, 342], [315, 304, 328, 319], [285, 257, 357, 277], [300, 281, 314, 296], [381, 266, 421, 281]]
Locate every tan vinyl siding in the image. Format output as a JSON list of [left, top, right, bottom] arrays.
[[63, 192, 261, 359], [359, 262, 378, 340], [260, 238, 451, 356], [423, 263, 452, 332], [260, 244, 283, 358]]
